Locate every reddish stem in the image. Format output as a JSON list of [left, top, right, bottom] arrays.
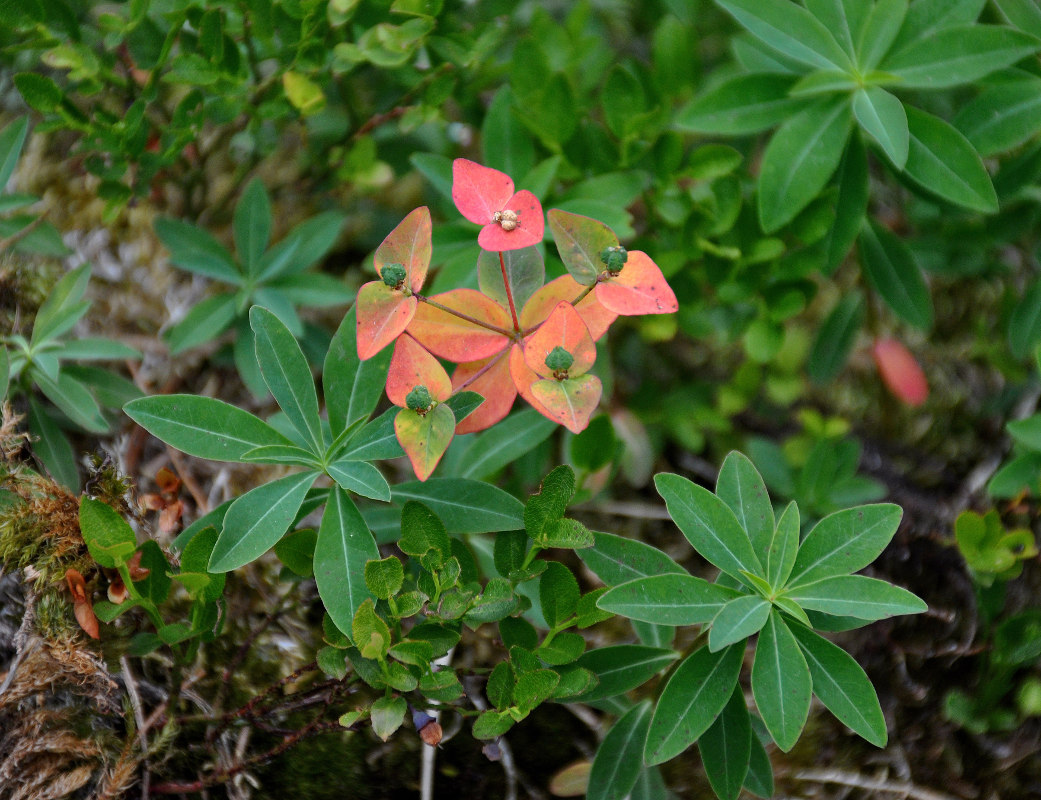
[[416, 294, 517, 338], [499, 251, 521, 332], [451, 346, 511, 395]]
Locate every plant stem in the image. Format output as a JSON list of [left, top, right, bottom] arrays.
[[499, 251, 521, 331], [451, 347, 511, 395], [417, 295, 517, 338]]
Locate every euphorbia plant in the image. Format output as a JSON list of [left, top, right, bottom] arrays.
[[356, 159, 678, 480]]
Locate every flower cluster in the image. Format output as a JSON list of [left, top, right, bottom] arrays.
[[355, 159, 677, 480]]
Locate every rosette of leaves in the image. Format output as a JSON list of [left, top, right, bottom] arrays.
[[576, 451, 925, 800], [155, 178, 351, 397], [1, 265, 141, 488], [678, 0, 1041, 242]]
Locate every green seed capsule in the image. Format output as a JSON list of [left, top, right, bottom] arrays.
[[381, 263, 408, 288], [544, 346, 574, 375], [406, 385, 434, 411], [600, 246, 628, 274]]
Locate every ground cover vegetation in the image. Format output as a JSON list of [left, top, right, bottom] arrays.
[[1, 1, 1041, 798]]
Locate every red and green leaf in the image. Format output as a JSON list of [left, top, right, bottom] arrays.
[[872, 338, 928, 407], [478, 246, 545, 312], [386, 334, 452, 407], [356, 282, 418, 360], [594, 250, 678, 315], [374, 206, 432, 294], [523, 302, 596, 379], [521, 275, 618, 341], [407, 288, 513, 362], [453, 159, 514, 224], [548, 209, 619, 286], [395, 403, 455, 481], [477, 190, 545, 252], [530, 374, 602, 434], [452, 351, 516, 434]]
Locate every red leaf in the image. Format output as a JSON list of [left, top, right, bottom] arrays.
[[522, 302, 596, 379], [395, 403, 455, 481], [407, 288, 512, 362], [509, 343, 553, 419], [452, 159, 514, 224], [530, 374, 602, 434], [872, 338, 928, 407], [452, 351, 516, 434], [594, 251, 678, 315], [356, 282, 418, 360], [520, 275, 617, 341], [386, 334, 452, 407], [375, 206, 432, 294], [476, 190, 545, 252]]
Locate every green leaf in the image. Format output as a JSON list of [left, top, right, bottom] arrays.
[[250, 306, 323, 453], [392, 479, 524, 533], [700, 687, 752, 800], [136, 540, 172, 605], [482, 86, 535, 192], [398, 500, 451, 558], [33, 370, 108, 433], [79, 497, 137, 568], [787, 503, 902, 588], [807, 291, 863, 383], [259, 211, 345, 280], [547, 210, 618, 286], [598, 574, 740, 625], [587, 701, 653, 800], [716, 451, 774, 555], [903, 106, 998, 213], [208, 471, 318, 572], [324, 307, 392, 436], [268, 273, 354, 308], [0, 347, 8, 402], [283, 71, 326, 115], [856, 0, 908, 70], [124, 395, 292, 462], [56, 338, 140, 362], [790, 624, 887, 746], [14, 72, 63, 112], [786, 575, 927, 619], [758, 96, 852, 233], [752, 611, 811, 751], [315, 485, 379, 639], [0, 116, 29, 190], [708, 595, 771, 651], [241, 444, 321, 467], [514, 668, 560, 712], [370, 695, 407, 741], [645, 643, 744, 765], [365, 555, 404, 600], [338, 407, 403, 461], [824, 135, 869, 272], [676, 73, 801, 135], [994, 0, 1041, 33], [853, 87, 908, 169], [27, 399, 77, 489], [654, 473, 763, 583], [859, 220, 932, 330], [571, 645, 680, 703], [716, 0, 853, 71], [890, 0, 987, 51], [805, 0, 870, 57], [457, 409, 557, 479], [154, 218, 241, 284], [540, 561, 580, 628], [477, 246, 544, 315], [32, 265, 90, 345], [766, 501, 800, 590], [234, 178, 272, 275], [274, 527, 316, 578], [580, 530, 686, 586], [539, 518, 594, 550], [525, 469, 578, 538], [444, 392, 484, 425], [744, 730, 775, 798], [955, 77, 1041, 157], [1009, 278, 1041, 359], [881, 25, 1040, 89], [327, 460, 391, 502], [1008, 414, 1041, 450]]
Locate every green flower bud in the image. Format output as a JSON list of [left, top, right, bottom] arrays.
[[406, 385, 434, 412], [544, 346, 574, 378], [600, 246, 628, 274], [381, 263, 408, 288]]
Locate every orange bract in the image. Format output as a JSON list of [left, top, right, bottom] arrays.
[[452, 351, 515, 434], [523, 302, 596, 379], [594, 250, 678, 316], [407, 289, 512, 362], [386, 334, 452, 408]]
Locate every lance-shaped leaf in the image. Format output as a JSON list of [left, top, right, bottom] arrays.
[[587, 701, 653, 800], [700, 687, 752, 800], [478, 246, 544, 313], [324, 306, 393, 435], [595, 251, 678, 316], [767, 501, 800, 590], [407, 289, 512, 362], [787, 503, 902, 587], [314, 484, 379, 639], [872, 338, 928, 407], [385, 334, 452, 407], [708, 595, 771, 651], [520, 275, 617, 341], [645, 643, 744, 765], [209, 471, 318, 572], [570, 645, 681, 703], [716, 451, 775, 555], [580, 530, 686, 586], [654, 473, 764, 583], [452, 159, 544, 252], [598, 574, 740, 625], [752, 610, 811, 751], [355, 280, 418, 361], [785, 575, 927, 620], [395, 403, 456, 482], [548, 209, 618, 285], [374, 206, 431, 294], [451, 350, 515, 434], [327, 460, 392, 502]]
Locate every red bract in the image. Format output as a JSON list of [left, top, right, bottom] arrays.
[[595, 250, 679, 316], [872, 338, 928, 407], [452, 159, 544, 251], [356, 207, 431, 360]]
